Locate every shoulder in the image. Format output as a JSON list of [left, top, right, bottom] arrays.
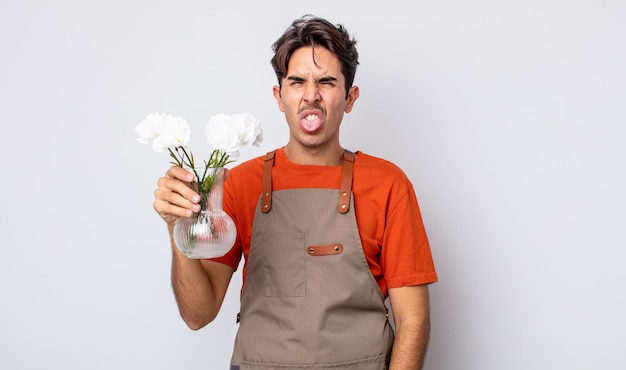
[[223, 153, 266, 197], [227, 153, 265, 179], [354, 151, 412, 186], [352, 151, 416, 212]]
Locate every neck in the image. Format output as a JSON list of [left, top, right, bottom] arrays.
[[283, 144, 345, 166]]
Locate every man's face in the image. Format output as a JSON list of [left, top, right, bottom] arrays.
[[273, 46, 359, 153]]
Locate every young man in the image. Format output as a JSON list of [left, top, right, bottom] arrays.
[[153, 15, 437, 370]]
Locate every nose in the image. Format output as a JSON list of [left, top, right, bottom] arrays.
[[303, 83, 321, 104]]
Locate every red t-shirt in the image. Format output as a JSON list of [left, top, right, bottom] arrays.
[[213, 148, 437, 297]]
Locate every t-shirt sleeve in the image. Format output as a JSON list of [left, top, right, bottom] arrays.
[[381, 180, 438, 288]]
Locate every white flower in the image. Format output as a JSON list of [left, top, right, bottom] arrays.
[[136, 113, 191, 152], [205, 113, 263, 158], [137, 111, 262, 174], [233, 113, 263, 147]]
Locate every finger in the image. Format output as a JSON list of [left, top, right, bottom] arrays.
[[157, 176, 201, 205], [154, 187, 201, 219], [165, 165, 195, 182], [155, 179, 200, 208], [153, 196, 196, 219]]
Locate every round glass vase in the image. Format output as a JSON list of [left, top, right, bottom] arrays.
[[173, 167, 236, 259]]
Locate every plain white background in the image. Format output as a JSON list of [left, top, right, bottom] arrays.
[[1, 1, 624, 369]]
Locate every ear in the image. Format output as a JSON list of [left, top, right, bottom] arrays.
[[344, 86, 360, 113], [273, 85, 285, 112]]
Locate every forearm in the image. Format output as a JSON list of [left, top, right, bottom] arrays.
[[388, 314, 430, 370], [388, 285, 432, 370], [171, 248, 215, 329], [169, 226, 233, 330]]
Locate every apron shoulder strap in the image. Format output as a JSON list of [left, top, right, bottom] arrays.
[[261, 150, 275, 213], [338, 150, 355, 214]]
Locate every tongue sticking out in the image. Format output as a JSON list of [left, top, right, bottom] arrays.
[[300, 114, 322, 134]]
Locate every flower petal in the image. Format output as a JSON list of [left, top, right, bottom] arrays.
[[136, 112, 191, 152]]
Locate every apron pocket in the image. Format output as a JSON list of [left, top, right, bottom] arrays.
[[260, 232, 305, 297]]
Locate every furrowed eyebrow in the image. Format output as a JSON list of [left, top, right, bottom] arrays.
[[286, 75, 338, 84], [287, 76, 305, 82], [318, 76, 338, 83]]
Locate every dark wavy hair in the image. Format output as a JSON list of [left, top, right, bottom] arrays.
[[271, 15, 359, 98]]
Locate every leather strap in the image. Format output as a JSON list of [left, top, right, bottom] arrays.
[[338, 150, 355, 214], [307, 243, 344, 256], [261, 151, 275, 213]]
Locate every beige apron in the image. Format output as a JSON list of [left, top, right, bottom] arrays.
[[230, 151, 394, 370]]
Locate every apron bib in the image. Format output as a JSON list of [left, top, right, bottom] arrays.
[[230, 151, 393, 369]]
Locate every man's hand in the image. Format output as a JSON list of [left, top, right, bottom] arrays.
[[153, 166, 201, 226]]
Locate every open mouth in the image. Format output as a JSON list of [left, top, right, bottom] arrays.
[[300, 110, 323, 134]]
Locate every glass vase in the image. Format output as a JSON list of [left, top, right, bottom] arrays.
[[173, 167, 236, 259]]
